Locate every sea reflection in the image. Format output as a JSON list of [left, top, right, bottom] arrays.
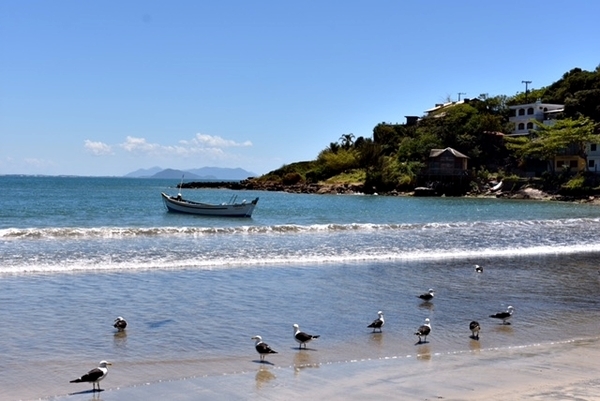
[[493, 324, 515, 335], [369, 332, 384, 348], [469, 338, 482, 353], [293, 351, 320, 376], [255, 366, 276, 389], [416, 344, 432, 361], [113, 331, 127, 347]]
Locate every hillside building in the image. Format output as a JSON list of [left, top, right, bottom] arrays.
[[508, 99, 564, 136]]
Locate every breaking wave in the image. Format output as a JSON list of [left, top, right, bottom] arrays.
[[2, 217, 600, 240]]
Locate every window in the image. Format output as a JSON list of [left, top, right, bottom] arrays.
[[518, 109, 525, 116], [589, 160, 595, 168], [527, 107, 534, 115], [591, 144, 597, 151], [518, 123, 525, 130], [526, 122, 533, 129]]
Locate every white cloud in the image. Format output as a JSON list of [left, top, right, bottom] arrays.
[[84, 140, 113, 155], [119, 134, 252, 158], [187, 133, 253, 148], [119, 136, 160, 153], [64, 134, 253, 172]]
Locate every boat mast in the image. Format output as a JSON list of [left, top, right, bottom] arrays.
[[178, 174, 184, 198]]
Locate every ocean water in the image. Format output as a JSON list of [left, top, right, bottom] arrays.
[[1, 176, 600, 400]]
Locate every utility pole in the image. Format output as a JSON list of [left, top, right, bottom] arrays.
[[521, 80, 532, 103], [458, 92, 466, 101]]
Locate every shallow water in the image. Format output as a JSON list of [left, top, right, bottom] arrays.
[[1, 176, 600, 400], [1, 254, 600, 400]]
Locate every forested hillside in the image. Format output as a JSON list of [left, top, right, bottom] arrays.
[[258, 66, 600, 195]]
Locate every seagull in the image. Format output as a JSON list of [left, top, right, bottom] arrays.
[[251, 335, 278, 362], [367, 311, 385, 333], [489, 305, 514, 325], [113, 317, 127, 331], [469, 321, 481, 339], [475, 264, 483, 273], [293, 324, 320, 349], [414, 318, 431, 344], [70, 360, 112, 392], [417, 289, 435, 302]]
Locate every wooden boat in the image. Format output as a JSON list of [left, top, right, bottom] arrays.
[[161, 192, 258, 217], [490, 181, 503, 192]]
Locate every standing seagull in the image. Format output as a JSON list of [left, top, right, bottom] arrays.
[[414, 318, 431, 344], [70, 360, 112, 392], [469, 321, 481, 339], [293, 324, 320, 349], [367, 311, 385, 333], [474, 264, 483, 273], [251, 335, 278, 362], [113, 316, 127, 331], [417, 289, 435, 302], [489, 305, 514, 325]]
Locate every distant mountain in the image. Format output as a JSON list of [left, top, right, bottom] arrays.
[[151, 169, 202, 179], [124, 166, 257, 180], [123, 166, 163, 178], [185, 167, 257, 180]]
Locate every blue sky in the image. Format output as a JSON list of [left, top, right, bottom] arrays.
[[1, 1, 599, 176]]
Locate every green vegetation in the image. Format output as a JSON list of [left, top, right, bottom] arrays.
[[505, 117, 597, 172], [257, 65, 600, 195], [323, 169, 365, 184]]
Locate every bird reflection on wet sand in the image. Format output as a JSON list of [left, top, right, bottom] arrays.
[[416, 344, 432, 361], [255, 366, 276, 389], [469, 338, 482, 353], [493, 324, 514, 335], [368, 332, 384, 348], [293, 350, 320, 376]]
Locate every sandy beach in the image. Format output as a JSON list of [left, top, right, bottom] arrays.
[[4, 179, 600, 401], [49, 337, 600, 401]]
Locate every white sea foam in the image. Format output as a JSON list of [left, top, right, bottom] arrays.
[[2, 242, 599, 275], [1, 217, 599, 240]]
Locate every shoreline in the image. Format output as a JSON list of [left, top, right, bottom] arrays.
[[48, 337, 600, 401], [179, 180, 600, 204]]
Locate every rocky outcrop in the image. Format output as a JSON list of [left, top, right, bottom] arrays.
[[180, 180, 366, 195], [180, 179, 600, 203], [495, 187, 554, 200]]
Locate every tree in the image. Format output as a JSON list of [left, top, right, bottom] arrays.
[[505, 117, 598, 172], [357, 140, 383, 170], [507, 88, 546, 106], [339, 133, 355, 149], [372, 124, 399, 149], [396, 131, 442, 162], [353, 136, 367, 149], [327, 142, 340, 154], [563, 89, 600, 122]]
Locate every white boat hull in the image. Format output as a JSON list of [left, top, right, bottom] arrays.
[[161, 193, 258, 217]]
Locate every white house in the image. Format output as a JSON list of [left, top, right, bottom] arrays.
[[508, 99, 564, 136], [586, 142, 600, 173], [424, 99, 482, 118]]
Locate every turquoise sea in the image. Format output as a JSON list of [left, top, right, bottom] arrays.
[[1, 176, 600, 400]]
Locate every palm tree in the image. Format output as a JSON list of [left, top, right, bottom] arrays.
[[339, 133, 355, 149]]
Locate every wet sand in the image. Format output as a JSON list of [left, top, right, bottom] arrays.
[[49, 337, 600, 401]]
